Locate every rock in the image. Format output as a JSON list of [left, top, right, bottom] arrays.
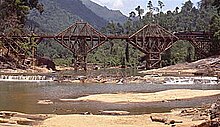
[[0, 111, 51, 126], [192, 119, 220, 127], [162, 100, 169, 103], [37, 100, 53, 105], [98, 110, 130, 115], [93, 65, 100, 70], [116, 78, 124, 85], [209, 103, 220, 120], [150, 116, 183, 125], [83, 112, 93, 115], [11, 117, 34, 125], [0, 111, 17, 118], [0, 118, 9, 123]]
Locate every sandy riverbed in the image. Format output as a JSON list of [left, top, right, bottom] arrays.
[[38, 111, 204, 127], [60, 89, 220, 103], [2, 89, 219, 127], [38, 89, 220, 127]]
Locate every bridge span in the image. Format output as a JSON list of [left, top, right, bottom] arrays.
[[0, 22, 213, 70]]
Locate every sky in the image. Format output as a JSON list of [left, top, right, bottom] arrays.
[[90, 0, 201, 16]]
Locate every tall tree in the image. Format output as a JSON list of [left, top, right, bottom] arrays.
[[174, 7, 179, 14], [210, 15, 220, 55], [0, 0, 43, 34], [147, 0, 154, 17], [129, 11, 136, 20], [181, 0, 193, 13], [158, 0, 164, 12], [213, 0, 220, 14], [135, 6, 144, 19]]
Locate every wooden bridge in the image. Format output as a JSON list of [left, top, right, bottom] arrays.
[[0, 22, 213, 70]]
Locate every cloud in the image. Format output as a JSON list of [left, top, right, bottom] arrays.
[[90, 0, 201, 16], [112, 0, 124, 9], [90, 0, 125, 9]]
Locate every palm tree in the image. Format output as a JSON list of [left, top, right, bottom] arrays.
[[158, 0, 164, 12], [129, 11, 136, 20], [135, 6, 144, 19], [174, 7, 179, 14], [213, 0, 220, 13], [147, 0, 154, 17]]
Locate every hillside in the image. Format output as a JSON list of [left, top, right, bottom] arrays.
[[27, 0, 128, 34], [53, 0, 108, 29], [28, 0, 110, 34], [27, 0, 81, 34], [80, 0, 127, 24]]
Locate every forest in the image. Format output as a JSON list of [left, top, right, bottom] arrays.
[[88, 0, 220, 68], [0, 0, 220, 68]]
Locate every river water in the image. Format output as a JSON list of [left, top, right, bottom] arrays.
[[1, 81, 220, 115]]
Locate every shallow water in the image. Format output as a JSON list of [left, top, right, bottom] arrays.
[[0, 80, 220, 115]]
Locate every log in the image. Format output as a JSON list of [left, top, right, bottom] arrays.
[[11, 117, 34, 125], [14, 114, 50, 120], [98, 110, 130, 115], [0, 118, 9, 123], [150, 116, 183, 125]]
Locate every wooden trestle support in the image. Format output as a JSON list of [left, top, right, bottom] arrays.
[[0, 32, 30, 65], [54, 22, 107, 71], [175, 32, 213, 59], [128, 24, 178, 69]]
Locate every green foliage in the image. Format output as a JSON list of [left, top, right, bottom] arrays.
[[82, 0, 218, 67], [87, 39, 141, 68], [158, 0, 165, 12], [53, 58, 72, 66], [0, 0, 42, 27], [210, 0, 220, 55], [213, 0, 220, 13], [125, 0, 217, 65], [170, 41, 194, 64], [135, 6, 144, 19], [210, 15, 220, 55]]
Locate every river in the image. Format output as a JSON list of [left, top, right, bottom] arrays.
[[0, 68, 219, 115], [1, 80, 220, 115]]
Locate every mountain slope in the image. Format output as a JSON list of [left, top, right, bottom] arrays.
[[81, 0, 127, 24], [54, 0, 108, 29], [27, 0, 81, 34], [28, 0, 109, 34]]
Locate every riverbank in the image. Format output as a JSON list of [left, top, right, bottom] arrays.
[[0, 110, 204, 127], [38, 89, 220, 127], [1, 55, 220, 84], [1, 89, 219, 127], [140, 55, 220, 77], [38, 112, 204, 127]]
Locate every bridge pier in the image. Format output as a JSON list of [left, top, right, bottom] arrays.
[[145, 52, 161, 69], [54, 22, 107, 71], [72, 55, 87, 71]]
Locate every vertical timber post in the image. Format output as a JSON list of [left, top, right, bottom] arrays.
[[73, 55, 78, 71], [30, 31, 38, 66], [81, 38, 87, 71], [32, 47, 36, 66], [83, 55, 87, 71], [145, 53, 151, 70]]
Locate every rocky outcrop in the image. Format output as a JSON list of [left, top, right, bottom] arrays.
[[0, 111, 51, 126]]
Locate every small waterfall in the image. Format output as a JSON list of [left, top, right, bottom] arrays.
[[0, 75, 54, 82]]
